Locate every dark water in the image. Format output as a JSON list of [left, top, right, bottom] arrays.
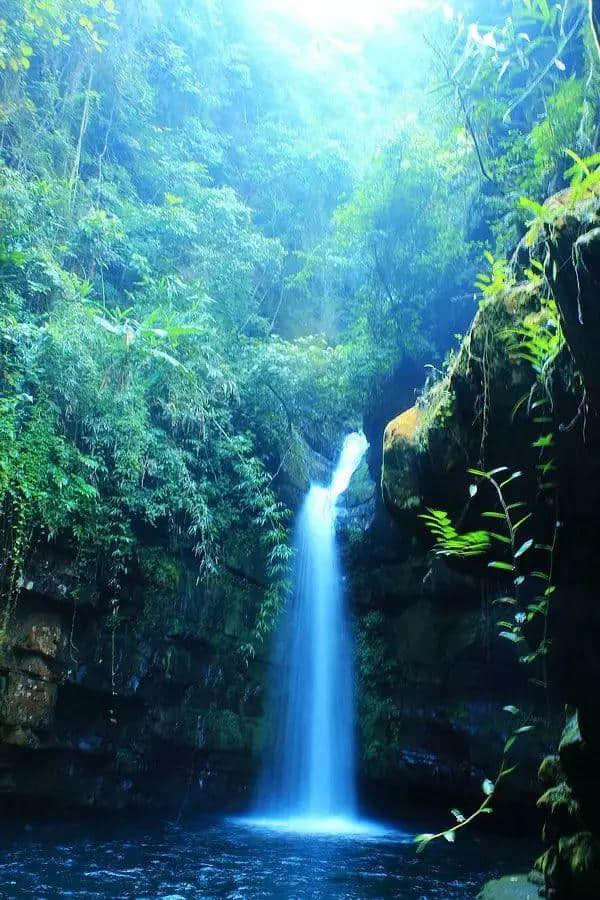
[[0, 816, 533, 899]]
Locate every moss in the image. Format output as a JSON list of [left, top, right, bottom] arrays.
[[381, 405, 424, 515], [539, 781, 583, 845], [202, 705, 245, 752], [415, 379, 455, 444], [356, 609, 402, 776], [559, 711, 589, 778], [537, 782, 580, 819], [385, 405, 422, 444], [559, 832, 600, 897], [137, 548, 183, 595], [381, 277, 543, 523], [539, 754, 563, 786], [563, 832, 600, 877]]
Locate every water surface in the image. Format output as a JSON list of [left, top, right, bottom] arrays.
[[0, 815, 534, 898]]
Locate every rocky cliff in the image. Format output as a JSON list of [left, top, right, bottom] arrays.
[[379, 192, 600, 896], [0, 545, 265, 815]]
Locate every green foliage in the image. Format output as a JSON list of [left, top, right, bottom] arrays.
[[433, 0, 598, 248], [419, 508, 491, 557], [475, 251, 510, 303], [356, 609, 402, 776], [0, 0, 370, 649], [417, 464, 552, 849], [202, 704, 244, 751], [564, 148, 600, 200], [530, 78, 585, 179], [0, 0, 593, 766], [519, 149, 600, 243], [503, 295, 564, 493], [291, 126, 478, 386]]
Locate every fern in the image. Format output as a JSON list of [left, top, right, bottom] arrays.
[[419, 508, 491, 557], [475, 251, 510, 301]]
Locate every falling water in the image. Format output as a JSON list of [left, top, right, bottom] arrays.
[[256, 432, 369, 832]]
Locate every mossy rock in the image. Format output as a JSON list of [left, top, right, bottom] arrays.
[[381, 279, 542, 525], [538, 781, 582, 842], [381, 405, 424, 517], [538, 754, 562, 787], [477, 874, 539, 899], [558, 831, 600, 898], [558, 711, 599, 781], [538, 782, 579, 818]]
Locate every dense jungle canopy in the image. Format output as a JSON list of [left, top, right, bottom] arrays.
[[0, 0, 596, 640]]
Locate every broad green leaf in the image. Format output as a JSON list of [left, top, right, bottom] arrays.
[[515, 539, 534, 558], [482, 779, 495, 796], [488, 561, 515, 572]]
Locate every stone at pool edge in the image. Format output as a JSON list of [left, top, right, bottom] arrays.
[[477, 874, 542, 900]]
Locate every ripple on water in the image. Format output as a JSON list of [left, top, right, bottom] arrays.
[[0, 816, 537, 899]]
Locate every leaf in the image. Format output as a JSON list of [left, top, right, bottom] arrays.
[[94, 315, 119, 334], [499, 630, 524, 643], [488, 561, 515, 572], [451, 808, 465, 823], [147, 348, 186, 369], [514, 725, 535, 734], [500, 471, 522, 488], [514, 514, 532, 531], [498, 59, 510, 81], [515, 539, 534, 558], [565, 148, 590, 178], [518, 197, 548, 219], [482, 778, 495, 796], [414, 833, 434, 845], [503, 705, 520, 715], [469, 484, 478, 498], [443, 830, 456, 843]]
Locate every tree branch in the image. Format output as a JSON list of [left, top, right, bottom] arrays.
[[502, 11, 586, 124], [424, 35, 495, 185]]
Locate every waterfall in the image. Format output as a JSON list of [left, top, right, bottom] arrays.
[[256, 432, 369, 832]]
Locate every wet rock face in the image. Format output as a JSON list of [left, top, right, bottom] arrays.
[[544, 207, 600, 409], [0, 551, 264, 816], [381, 406, 423, 518], [377, 195, 600, 896], [538, 201, 600, 898], [351, 535, 552, 815], [538, 713, 600, 899], [354, 308, 556, 813]]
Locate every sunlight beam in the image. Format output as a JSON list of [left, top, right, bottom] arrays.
[[261, 0, 436, 32]]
